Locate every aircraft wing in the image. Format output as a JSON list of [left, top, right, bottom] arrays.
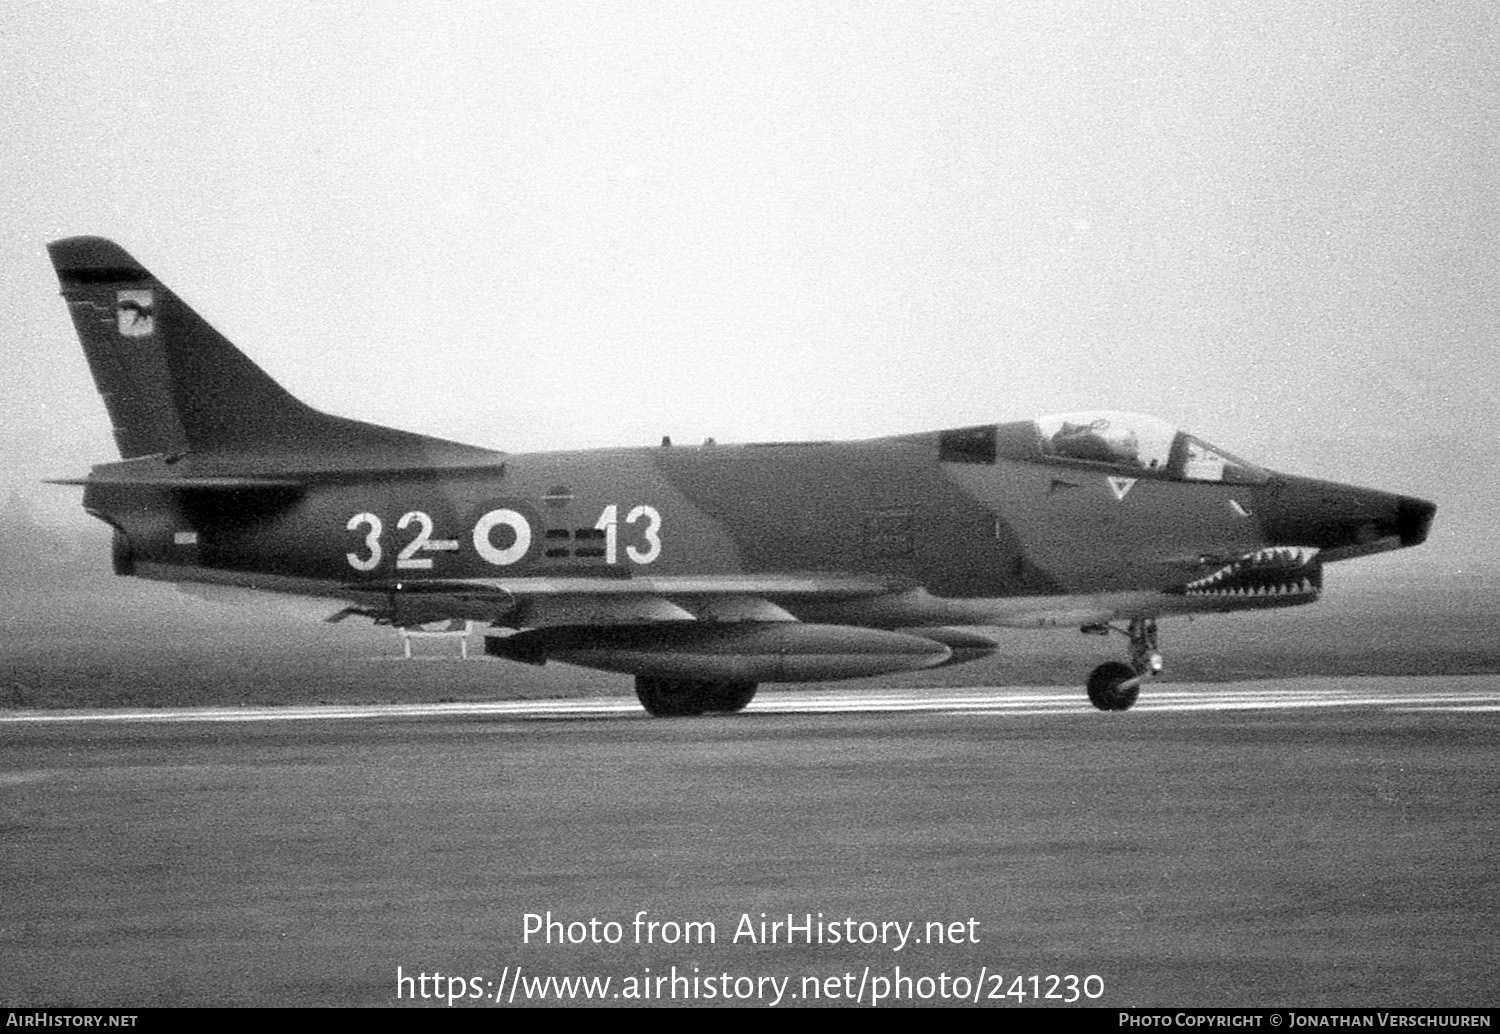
[[333, 572, 918, 628], [350, 572, 909, 599], [155, 564, 912, 621], [160, 559, 1302, 634]]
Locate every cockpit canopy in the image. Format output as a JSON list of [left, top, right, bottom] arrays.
[[940, 410, 1269, 485], [1037, 411, 1268, 484], [1037, 411, 1176, 470]]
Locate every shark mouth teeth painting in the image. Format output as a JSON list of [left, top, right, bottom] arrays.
[[1179, 547, 1323, 599]]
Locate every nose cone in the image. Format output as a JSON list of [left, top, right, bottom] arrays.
[[1395, 494, 1437, 548], [1256, 475, 1436, 561]]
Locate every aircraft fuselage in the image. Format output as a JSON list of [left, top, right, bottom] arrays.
[[50, 235, 1435, 713], [84, 427, 1427, 634]]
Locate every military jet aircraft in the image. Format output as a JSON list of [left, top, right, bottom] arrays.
[[46, 237, 1435, 715]]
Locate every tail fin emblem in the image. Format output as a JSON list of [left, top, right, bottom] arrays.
[[116, 290, 155, 337]]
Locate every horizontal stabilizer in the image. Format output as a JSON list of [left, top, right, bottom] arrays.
[[49, 454, 509, 490], [47, 475, 303, 490]]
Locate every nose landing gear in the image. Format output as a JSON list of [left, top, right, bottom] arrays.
[[1083, 618, 1161, 712]]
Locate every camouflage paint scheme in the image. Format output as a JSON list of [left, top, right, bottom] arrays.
[[47, 237, 1435, 714]]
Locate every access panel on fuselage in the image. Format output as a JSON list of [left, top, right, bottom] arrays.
[[651, 440, 1025, 597]]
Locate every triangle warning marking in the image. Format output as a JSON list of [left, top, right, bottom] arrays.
[[1107, 476, 1138, 501]]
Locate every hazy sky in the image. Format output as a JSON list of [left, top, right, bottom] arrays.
[[3, 2, 1496, 581]]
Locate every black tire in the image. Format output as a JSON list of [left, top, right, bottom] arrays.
[[634, 676, 706, 717], [1086, 661, 1140, 712], [701, 681, 757, 713]]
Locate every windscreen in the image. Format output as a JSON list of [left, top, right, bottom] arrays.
[[1177, 435, 1268, 484]]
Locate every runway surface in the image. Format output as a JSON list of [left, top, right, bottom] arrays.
[[5, 674, 1499, 725], [2, 675, 1497, 1008]]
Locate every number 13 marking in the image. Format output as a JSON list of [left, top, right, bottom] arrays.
[[594, 504, 662, 565]]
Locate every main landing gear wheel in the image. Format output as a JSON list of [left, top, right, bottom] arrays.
[[634, 677, 759, 717], [701, 681, 758, 713], [635, 676, 701, 717]]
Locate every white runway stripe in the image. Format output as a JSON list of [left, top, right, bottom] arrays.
[[2, 677, 1498, 724]]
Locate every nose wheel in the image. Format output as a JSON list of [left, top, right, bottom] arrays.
[[1084, 618, 1161, 712]]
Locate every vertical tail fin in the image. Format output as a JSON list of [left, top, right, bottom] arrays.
[[48, 237, 496, 465], [49, 237, 191, 459]]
